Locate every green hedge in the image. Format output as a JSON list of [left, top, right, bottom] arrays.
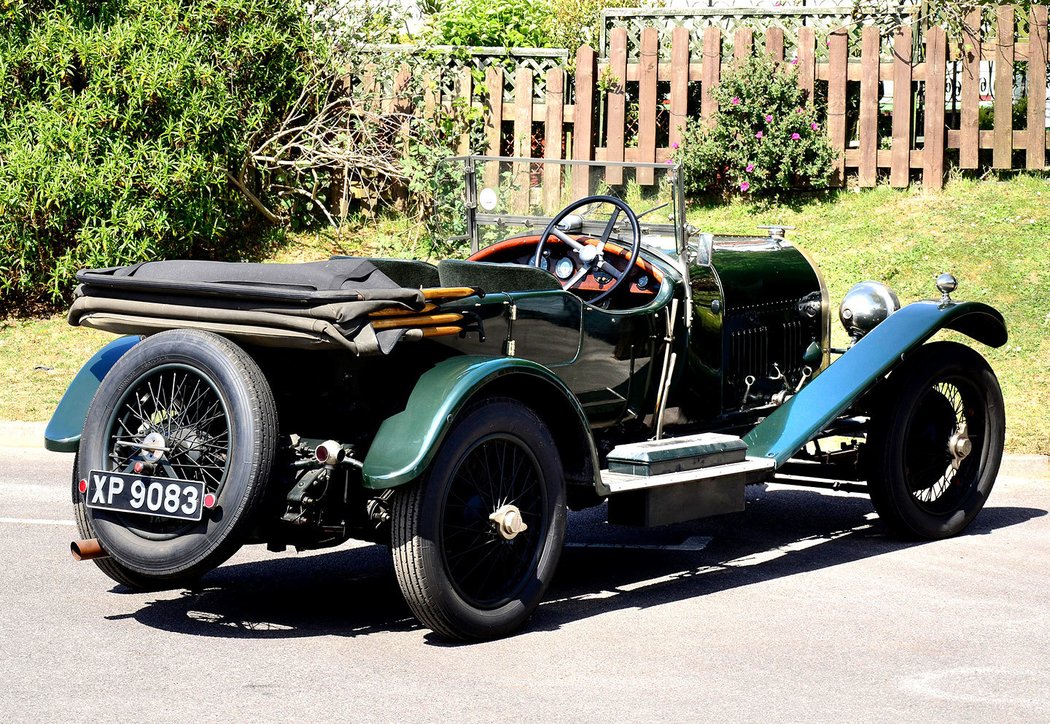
[[0, 0, 319, 308]]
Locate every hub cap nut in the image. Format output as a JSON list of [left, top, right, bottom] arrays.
[[949, 423, 972, 471], [489, 504, 528, 540]]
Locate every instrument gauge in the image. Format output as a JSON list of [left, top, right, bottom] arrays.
[[554, 257, 575, 280], [636, 274, 649, 290]]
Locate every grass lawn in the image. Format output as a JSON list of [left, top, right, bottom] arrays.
[[2, 174, 1046, 454], [0, 314, 112, 423]]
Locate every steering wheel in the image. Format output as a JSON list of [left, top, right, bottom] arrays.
[[531, 195, 642, 306]]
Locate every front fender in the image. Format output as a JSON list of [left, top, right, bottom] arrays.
[[361, 355, 597, 490], [44, 335, 140, 452], [744, 300, 1006, 467]]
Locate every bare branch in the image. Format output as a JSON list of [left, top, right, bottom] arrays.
[[245, 68, 421, 223], [225, 171, 284, 225]]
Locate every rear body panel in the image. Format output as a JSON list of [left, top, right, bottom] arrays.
[[45, 335, 139, 452]]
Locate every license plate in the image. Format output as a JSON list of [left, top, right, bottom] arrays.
[[85, 470, 207, 522]]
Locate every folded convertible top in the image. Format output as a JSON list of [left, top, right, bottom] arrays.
[[76, 258, 422, 304], [69, 258, 477, 355]]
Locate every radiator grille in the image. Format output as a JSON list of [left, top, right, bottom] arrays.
[[730, 325, 769, 379], [782, 319, 803, 372], [729, 320, 806, 380]]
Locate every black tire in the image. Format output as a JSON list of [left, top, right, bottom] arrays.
[[866, 341, 1005, 540], [391, 397, 567, 640], [71, 451, 173, 589], [75, 329, 277, 588]]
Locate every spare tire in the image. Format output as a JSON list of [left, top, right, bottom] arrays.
[[75, 329, 277, 588]]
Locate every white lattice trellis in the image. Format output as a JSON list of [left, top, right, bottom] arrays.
[[364, 45, 569, 103], [601, 6, 878, 60]]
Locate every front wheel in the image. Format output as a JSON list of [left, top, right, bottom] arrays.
[[391, 398, 567, 640], [866, 341, 1005, 540]]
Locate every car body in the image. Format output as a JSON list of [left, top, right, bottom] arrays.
[[49, 157, 1007, 640]]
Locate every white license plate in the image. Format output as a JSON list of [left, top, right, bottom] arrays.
[[85, 470, 207, 522]]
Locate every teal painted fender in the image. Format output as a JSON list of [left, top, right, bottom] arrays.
[[44, 336, 140, 453], [743, 301, 1007, 467], [362, 355, 599, 490]]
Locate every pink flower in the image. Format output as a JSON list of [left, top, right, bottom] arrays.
[[796, 107, 803, 113], [810, 122, 819, 130], [791, 58, 799, 65], [731, 97, 741, 105], [740, 181, 750, 192], [672, 142, 679, 149], [665, 158, 673, 164], [791, 132, 801, 140], [755, 131, 763, 139], [764, 114, 773, 123], [745, 163, 754, 172]]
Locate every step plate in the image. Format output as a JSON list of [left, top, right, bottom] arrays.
[[602, 457, 776, 527], [607, 432, 747, 477], [601, 457, 776, 495]]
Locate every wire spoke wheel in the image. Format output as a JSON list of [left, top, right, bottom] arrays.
[[75, 329, 277, 588], [103, 364, 232, 538], [392, 398, 566, 641], [441, 435, 546, 609], [866, 341, 1004, 540], [902, 379, 985, 514]]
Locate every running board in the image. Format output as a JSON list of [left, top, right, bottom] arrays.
[[599, 432, 775, 527], [602, 457, 774, 527]]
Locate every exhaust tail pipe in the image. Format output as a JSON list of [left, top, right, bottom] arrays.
[[71, 538, 109, 561]]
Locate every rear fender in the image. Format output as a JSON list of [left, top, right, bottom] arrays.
[[44, 336, 141, 453], [361, 355, 599, 490], [743, 301, 1007, 467]]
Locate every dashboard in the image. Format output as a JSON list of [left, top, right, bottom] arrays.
[[468, 234, 664, 302]]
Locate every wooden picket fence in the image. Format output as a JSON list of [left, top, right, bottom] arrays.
[[369, 3, 1049, 192]]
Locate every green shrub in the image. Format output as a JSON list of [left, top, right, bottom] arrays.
[[546, 0, 647, 62], [0, 0, 320, 308], [675, 54, 837, 197], [977, 97, 1029, 130], [424, 0, 554, 48]]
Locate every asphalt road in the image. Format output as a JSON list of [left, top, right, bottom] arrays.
[[1, 447, 1047, 723]]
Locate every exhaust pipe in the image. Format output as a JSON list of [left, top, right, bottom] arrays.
[[71, 538, 109, 561]]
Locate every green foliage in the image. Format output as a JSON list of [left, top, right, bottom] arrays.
[[546, 0, 646, 59], [854, 1, 1032, 39], [978, 97, 1029, 130], [402, 96, 485, 258], [0, 0, 320, 308], [424, 0, 554, 48], [675, 55, 837, 198]]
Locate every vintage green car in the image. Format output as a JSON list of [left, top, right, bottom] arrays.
[[47, 157, 1007, 640]]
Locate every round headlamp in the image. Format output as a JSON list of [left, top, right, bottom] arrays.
[[839, 281, 900, 341]]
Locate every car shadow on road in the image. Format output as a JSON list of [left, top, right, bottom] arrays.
[[528, 489, 1046, 637], [115, 487, 1045, 642]]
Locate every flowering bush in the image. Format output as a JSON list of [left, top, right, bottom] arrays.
[[675, 54, 837, 197]]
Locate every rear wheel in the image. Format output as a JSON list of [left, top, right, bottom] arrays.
[[75, 329, 277, 588], [866, 341, 1004, 540], [391, 398, 566, 640]]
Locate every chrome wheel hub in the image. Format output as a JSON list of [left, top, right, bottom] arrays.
[[948, 422, 972, 471], [140, 431, 167, 464], [489, 504, 528, 540]]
